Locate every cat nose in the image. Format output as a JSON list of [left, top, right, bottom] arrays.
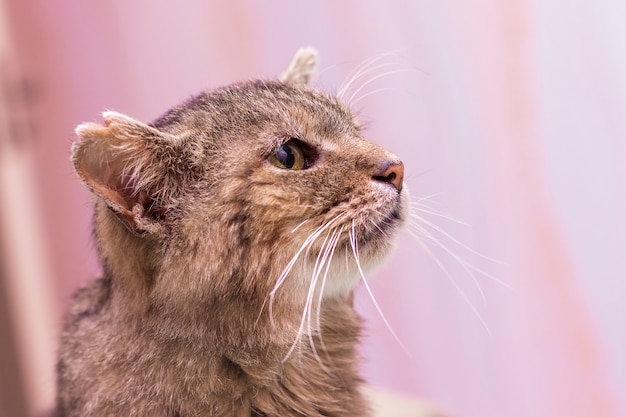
[[372, 160, 404, 192]]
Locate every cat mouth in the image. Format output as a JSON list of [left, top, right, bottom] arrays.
[[383, 191, 407, 223], [357, 194, 406, 245], [378, 208, 404, 235], [387, 205, 403, 223]]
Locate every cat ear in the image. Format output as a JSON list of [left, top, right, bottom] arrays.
[[72, 111, 180, 235], [279, 47, 318, 85]]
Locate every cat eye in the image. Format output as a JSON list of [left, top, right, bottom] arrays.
[[269, 139, 307, 170]]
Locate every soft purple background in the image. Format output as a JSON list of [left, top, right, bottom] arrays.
[[3, 1, 624, 416]]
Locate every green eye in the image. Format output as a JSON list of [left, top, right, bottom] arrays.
[[269, 139, 306, 170]]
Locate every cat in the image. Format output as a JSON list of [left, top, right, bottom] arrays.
[[57, 48, 408, 417]]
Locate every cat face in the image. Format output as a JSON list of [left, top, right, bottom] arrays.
[[72, 49, 408, 307]]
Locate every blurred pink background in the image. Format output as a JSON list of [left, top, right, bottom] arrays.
[[0, 1, 624, 417]]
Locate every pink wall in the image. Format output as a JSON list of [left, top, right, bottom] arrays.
[[4, 1, 625, 416]]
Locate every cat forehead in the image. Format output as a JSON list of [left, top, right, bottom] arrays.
[[153, 80, 361, 142]]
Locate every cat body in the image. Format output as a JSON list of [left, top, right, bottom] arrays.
[[58, 49, 407, 417]]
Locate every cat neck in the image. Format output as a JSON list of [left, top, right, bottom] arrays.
[[93, 201, 362, 360]]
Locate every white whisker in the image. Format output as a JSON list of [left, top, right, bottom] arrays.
[[406, 228, 492, 334], [268, 216, 343, 325], [337, 53, 402, 99], [409, 203, 471, 226], [408, 212, 509, 268], [340, 62, 399, 95], [282, 230, 333, 363], [349, 222, 410, 356], [407, 219, 487, 304], [369, 219, 387, 238], [403, 187, 511, 333], [282, 224, 343, 366], [410, 192, 446, 204], [347, 69, 417, 106], [349, 87, 397, 107], [314, 226, 344, 366], [291, 219, 310, 233], [305, 231, 335, 352]]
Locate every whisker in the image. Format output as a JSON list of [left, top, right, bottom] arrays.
[[349, 222, 410, 356], [347, 69, 417, 106], [337, 53, 402, 99], [305, 231, 336, 362], [269, 217, 341, 298], [341, 62, 399, 94], [314, 226, 344, 366], [407, 219, 487, 305], [282, 229, 334, 364], [408, 212, 508, 268], [404, 188, 513, 333], [369, 219, 387, 238], [268, 216, 343, 325], [291, 219, 310, 233], [283, 224, 343, 366], [410, 192, 446, 204], [349, 87, 398, 107], [409, 203, 471, 226], [406, 228, 492, 334]]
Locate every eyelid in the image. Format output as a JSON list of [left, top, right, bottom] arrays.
[[290, 138, 318, 169], [269, 138, 319, 171]]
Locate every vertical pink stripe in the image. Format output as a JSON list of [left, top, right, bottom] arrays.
[[480, 1, 619, 415]]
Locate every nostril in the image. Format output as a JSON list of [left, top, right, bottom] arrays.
[[373, 161, 404, 192], [373, 171, 396, 184]]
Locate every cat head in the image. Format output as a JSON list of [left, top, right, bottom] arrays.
[[72, 48, 408, 310]]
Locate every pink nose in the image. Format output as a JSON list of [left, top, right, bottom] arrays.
[[373, 160, 404, 192]]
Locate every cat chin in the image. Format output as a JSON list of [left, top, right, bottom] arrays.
[[318, 248, 393, 299], [296, 235, 397, 300], [321, 270, 362, 299]]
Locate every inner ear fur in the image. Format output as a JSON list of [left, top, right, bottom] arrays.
[[72, 111, 181, 235], [279, 47, 318, 85]]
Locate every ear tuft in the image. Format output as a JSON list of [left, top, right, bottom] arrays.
[[75, 122, 107, 139], [279, 47, 318, 85], [101, 111, 162, 138], [102, 110, 136, 125]]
